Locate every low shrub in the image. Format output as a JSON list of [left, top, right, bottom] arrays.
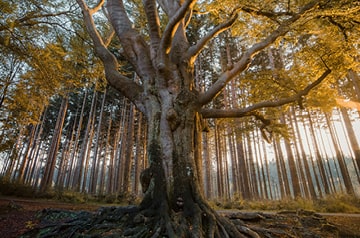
[[0, 177, 37, 198], [316, 194, 360, 213]]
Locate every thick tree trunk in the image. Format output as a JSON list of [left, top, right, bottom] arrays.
[[119, 82, 245, 237]]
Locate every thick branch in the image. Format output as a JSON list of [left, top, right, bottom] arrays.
[[107, 0, 154, 82], [158, 0, 196, 67], [106, 0, 133, 35], [76, 0, 144, 110], [201, 68, 331, 118], [184, 10, 239, 64], [143, 0, 161, 61], [198, 0, 321, 106]]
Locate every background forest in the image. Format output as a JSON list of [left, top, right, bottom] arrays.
[[1, 1, 360, 210]]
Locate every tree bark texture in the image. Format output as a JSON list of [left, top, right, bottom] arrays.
[[73, 0, 337, 236]]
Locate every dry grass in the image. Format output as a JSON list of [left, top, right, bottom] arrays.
[[212, 193, 360, 213]]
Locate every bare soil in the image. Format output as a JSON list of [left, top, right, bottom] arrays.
[[0, 196, 359, 237], [0, 197, 102, 238]]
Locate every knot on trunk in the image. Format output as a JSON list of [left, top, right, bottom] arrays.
[[166, 108, 180, 130], [176, 197, 184, 210], [176, 89, 197, 106]]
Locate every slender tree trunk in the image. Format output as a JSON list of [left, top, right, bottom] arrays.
[[235, 130, 251, 200], [67, 90, 87, 189], [121, 103, 135, 194], [247, 132, 259, 199], [252, 130, 264, 199], [26, 141, 43, 186], [5, 128, 24, 179], [348, 69, 360, 117], [40, 96, 68, 192], [90, 89, 107, 194], [203, 131, 212, 198], [307, 110, 331, 195], [133, 112, 143, 195], [214, 122, 224, 198], [280, 113, 301, 197], [301, 111, 322, 197], [340, 107, 360, 173], [317, 125, 337, 193], [107, 117, 122, 194], [229, 130, 240, 196], [81, 113, 96, 193], [256, 128, 269, 199], [116, 105, 129, 193], [55, 125, 74, 189], [325, 112, 355, 195], [293, 109, 317, 198], [274, 138, 291, 198], [99, 116, 112, 196], [16, 125, 36, 183], [73, 89, 97, 191]]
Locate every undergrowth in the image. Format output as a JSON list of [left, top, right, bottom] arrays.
[[211, 193, 360, 213], [0, 176, 139, 205], [1, 177, 359, 213]]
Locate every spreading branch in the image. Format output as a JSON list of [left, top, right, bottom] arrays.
[[76, 0, 144, 111], [198, 0, 321, 106], [241, 6, 295, 24], [184, 9, 239, 64], [201, 68, 331, 118], [0, 10, 73, 32]]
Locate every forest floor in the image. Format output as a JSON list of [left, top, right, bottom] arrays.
[[0, 196, 360, 238]]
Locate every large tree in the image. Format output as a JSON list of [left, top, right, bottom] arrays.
[[73, 0, 359, 237]]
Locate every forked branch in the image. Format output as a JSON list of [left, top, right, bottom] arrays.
[[76, 0, 144, 110], [89, 0, 105, 14], [201, 68, 331, 118], [185, 9, 239, 64], [158, 0, 196, 67]]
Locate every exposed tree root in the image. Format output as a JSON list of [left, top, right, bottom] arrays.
[[21, 205, 342, 238]]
